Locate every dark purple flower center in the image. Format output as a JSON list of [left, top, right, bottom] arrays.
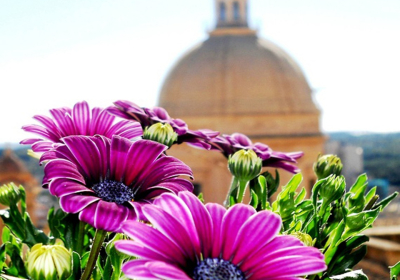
[[92, 179, 134, 204], [193, 258, 245, 280]]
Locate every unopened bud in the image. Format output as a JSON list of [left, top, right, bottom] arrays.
[[26, 243, 72, 280], [228, 149, 262, 182], [0, 183, 21, 206], [290, 232, 314, 247], [313, 154, 343, 180], [143, 123, 178, 147], [319, 175, 345, 215]]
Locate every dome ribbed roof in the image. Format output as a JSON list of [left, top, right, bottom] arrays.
[[159, 29, 319, 117]]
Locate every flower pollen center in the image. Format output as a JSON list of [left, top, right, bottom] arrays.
[[92, 179, 134, 204], [193, 258, 245, 280]]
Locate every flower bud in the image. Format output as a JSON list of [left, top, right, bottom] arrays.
[[143, 123, 178, 147], [319, 175, 345, 215], [0, 183, 21, 206], [228, 149, 262, 182], [26, 243, 72, 280], [313, 154, 343, 180], [290, 232, 314, 247]]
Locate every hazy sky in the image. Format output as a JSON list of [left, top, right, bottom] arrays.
[[1, 0, 400, 144]]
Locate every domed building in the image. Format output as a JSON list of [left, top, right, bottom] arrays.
[[158, 0, 325, 203]]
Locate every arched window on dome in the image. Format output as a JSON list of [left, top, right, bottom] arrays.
[[233, 1, 240, 21], [219, 2, 226, 22]]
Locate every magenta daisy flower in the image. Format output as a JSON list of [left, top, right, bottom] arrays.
[[115, 191, 327, 280], [107, 100, 219, 149], [42, 135, 193, 232], [21, 101, 143, 152], [209, 133, 304, 173]]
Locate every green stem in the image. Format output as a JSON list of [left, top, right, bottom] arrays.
[[76, 220, 86, 256], [224, 176, 239, 207], [80, 229, 107, 280], [237, 180, 249, 203]]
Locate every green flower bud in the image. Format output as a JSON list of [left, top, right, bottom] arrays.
[[313, 154, 343, 180], [143, 123, 178, 147], [0, 183, 21, 206], [26, 243, 72, 280], [319, 175, 345, 215], [290, 232, 314, 247], [228, 149, 262, 182]]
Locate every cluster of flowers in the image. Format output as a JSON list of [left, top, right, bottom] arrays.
[[0, 100, 397, 280]]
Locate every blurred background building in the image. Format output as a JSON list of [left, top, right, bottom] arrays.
[[159, 0, 325, 203]]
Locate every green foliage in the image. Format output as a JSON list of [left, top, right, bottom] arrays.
[[0, 185, 49, 248], [259, 154, 398, 280], [328, 270, 368, 280], [390, 261, 400, 280]]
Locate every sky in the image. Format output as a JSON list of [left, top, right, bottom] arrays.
[[1, 0, 400, 145]]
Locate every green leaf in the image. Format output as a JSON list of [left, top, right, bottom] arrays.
[[326, 235, 369, 276], [328, 269, 368, 280], [0, 206, 26, 240], [102, 257, 113, 280], [324, 221, 345, 265], [67, 251, 81, 280], [0, 244, 6, 271], [372, 191, 398, 211], [330, 245, 367, 276], [18, 185, 26, 215], [249, 189, 258, 209], [4, 244, 28, 278], [23, 212, 50, 247], [295, 187, 307, 204], [364, 186, 376, 204], [1, 226, 10, 244], [342, 208, 380, 240], [349, 174, 368, 194], [390, 261, 400, 280], [80, 251, 90, 271]]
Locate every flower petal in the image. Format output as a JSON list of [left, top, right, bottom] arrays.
[[241, 235, 304, 272], [179, 192, 213, 258], [62, 136, 101, 182], [153, 193, 200, 254], [50, 108, 75, 136], [48, 178, 93, 197], [115, 240, 169, 262], [43, 159, 85, 184], [59, 194, 99, 214], [147, 261, 191, 280], [232, 210, 281, 264], [121, 260, 160, 280], [221, 204, 256, 260], [120, 220, 188, 266], [93, 200, 130, 232], [139, 156, 193, 188], [73, 101, 90, 135], [123, 139, 167, 186], [205, 203, 226, 258], [143, 204, 198, 262], [251, 255, 326, 279], [110, 136, 133, 182]]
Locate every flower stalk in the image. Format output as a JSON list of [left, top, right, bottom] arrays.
[[80, 229, 107, 280]]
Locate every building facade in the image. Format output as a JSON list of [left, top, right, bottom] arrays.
[[158, 0, 325, 203]]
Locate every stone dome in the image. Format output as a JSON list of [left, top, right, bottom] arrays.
[[159, 29, 318, 117], [157, 1, 325, 203], [159, 28, 321, 137]]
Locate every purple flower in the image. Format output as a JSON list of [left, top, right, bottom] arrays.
[[21, 101, 143, 152], [107, 100, 219, 149], [42, 135, 193, 232], [209, 133, 304, 173], [115, 191, 327, 280]]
